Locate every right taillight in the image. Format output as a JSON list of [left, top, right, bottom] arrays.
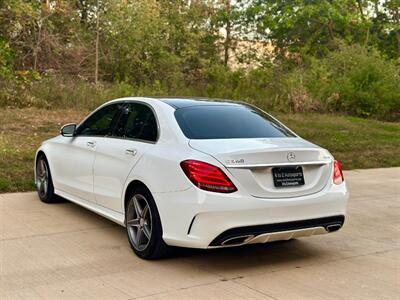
[[180, 160, 237, 193], [333, 160, 344, 185]]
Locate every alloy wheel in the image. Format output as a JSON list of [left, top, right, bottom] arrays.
[[36, 159, 49, 198], [126, 194, 153, 251]]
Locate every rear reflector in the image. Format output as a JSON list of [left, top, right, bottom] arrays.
[[333, 160, 344, 185], [180, 160, 237, 193]]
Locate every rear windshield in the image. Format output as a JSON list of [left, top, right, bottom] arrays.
[[174, 105, 295, 139]]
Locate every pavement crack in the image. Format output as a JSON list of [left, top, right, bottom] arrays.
[[233, 280, 279, 300]]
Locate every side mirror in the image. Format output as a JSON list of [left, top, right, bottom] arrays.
[[60, 123, 77, 137]]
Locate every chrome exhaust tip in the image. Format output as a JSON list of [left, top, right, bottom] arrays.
[[221, 235, 254, 246], [326, 224, 342, 232]]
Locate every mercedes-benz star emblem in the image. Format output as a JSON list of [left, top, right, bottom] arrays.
[[287, 152, 296, 161]]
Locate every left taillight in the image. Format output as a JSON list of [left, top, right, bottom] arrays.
[[180, 160, 237, 193], [333, 160, 344, 185]]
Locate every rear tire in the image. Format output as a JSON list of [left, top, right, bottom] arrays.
[[35, 155, 58, 203], [125, 186, 172, 259]]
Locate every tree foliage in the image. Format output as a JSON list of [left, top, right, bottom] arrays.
[[0, 0, 399, 120], [247, 0, 400, 59]]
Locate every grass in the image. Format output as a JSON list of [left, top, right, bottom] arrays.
[[0, 108, 88, 193], [0, 108, 399, 193], [276, 113, 400, 170]]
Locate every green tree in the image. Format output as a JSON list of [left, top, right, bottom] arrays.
[[0, 37, 14, 78], [247, 0, 368, 58], [98, 0, 219, 88], [382, 0, 400, 57], [0, 0, 40, 70], [211, 0, 251, 66]]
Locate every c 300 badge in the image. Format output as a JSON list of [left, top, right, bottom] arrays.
[[225, 158, 245, 164]]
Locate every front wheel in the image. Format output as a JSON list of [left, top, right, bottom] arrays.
[[125, 186, 172, 259], [35, 155, 57, 203]]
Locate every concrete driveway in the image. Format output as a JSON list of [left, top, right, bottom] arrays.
[[1, 168, 399, 299]]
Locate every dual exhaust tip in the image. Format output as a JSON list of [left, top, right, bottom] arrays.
[[326, 223, 342, 232], [221, 235, 254, 246], [219, 223, 343, 247]]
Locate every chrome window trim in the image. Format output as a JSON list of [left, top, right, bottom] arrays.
[[74, 100, 160, 144]]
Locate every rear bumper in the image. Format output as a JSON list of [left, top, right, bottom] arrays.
[[209, 215, 344, 247], [153, 182, 348, 249]]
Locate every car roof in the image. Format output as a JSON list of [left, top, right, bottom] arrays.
[[150, 97, 243, 109]]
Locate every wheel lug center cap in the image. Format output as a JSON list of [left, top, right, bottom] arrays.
[[139, 218, 145, 227]]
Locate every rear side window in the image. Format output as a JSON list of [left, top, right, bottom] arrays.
[[113, 103, 158, 142], [174, 105, 295, 139]]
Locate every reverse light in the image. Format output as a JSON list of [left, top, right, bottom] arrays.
[[180, 160, 237, 193], [333, 160, 344, 185]]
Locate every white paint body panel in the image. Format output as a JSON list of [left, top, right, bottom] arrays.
[[93, 137, 152, 212], [45, 136, 97, 203], [35, 97, 348, 249]]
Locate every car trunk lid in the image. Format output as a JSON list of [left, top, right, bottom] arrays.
[[189, 138, 333, 198]]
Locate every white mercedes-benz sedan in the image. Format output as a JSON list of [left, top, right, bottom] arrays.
[[35, 97, 348, 259]]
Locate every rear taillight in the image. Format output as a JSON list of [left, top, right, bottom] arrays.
[[333, 160, 344, 185], [180, 160, 237, 193]]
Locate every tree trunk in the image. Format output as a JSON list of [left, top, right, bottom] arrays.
[[223, 0, 231, 67], [356, 0, 370, 46], [394, 7, 400, 56], [356, 0, 365, 20], [95, 0, 100, 85], [327, 19, 334, 40], [33, 0, 50, 71], [33, 23, 42, 71]]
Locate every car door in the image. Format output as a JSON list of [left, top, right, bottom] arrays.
[[93, 102, 158, 212], [51, 103, 122, 203]]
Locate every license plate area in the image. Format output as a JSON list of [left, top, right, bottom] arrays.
[[272, 166, 305, 188]]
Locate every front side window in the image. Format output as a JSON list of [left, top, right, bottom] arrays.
[[174, 104, 295, 139], [113, 103, 158, 142], [76, 103, 121, 136]]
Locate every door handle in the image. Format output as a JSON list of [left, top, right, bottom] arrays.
[[87, 141, 96, 148], [125, 148, 137, 156]]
